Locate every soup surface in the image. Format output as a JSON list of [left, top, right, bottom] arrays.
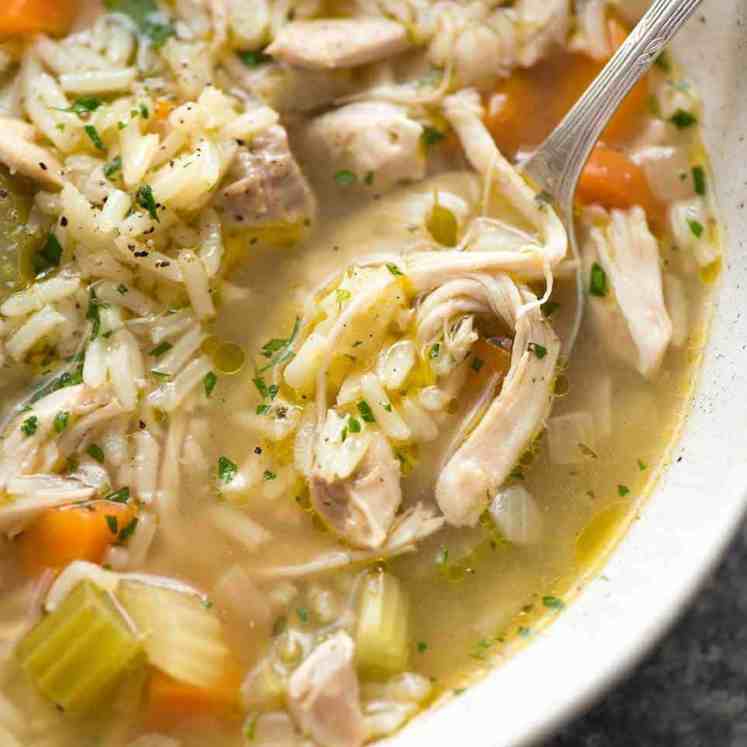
[[0, 1, 720, 746]]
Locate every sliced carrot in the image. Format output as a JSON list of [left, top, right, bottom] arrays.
[[469, 338, 512, 388], [577, 144, 663, 226], [145, 668, 243, 730], [154, 99, 175, 121], [19, 501, 135, 575], [0, 0, 77, 36]]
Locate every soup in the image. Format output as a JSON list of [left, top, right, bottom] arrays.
[[0, 1, 719, 746]]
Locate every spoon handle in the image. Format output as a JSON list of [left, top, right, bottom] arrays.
[[523, 0, 704, 206]]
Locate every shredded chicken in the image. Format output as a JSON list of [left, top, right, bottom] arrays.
[[267, 19, 410, 70], [287, 631, 365, 747]]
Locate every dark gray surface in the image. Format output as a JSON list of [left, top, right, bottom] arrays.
[[544, 521, 747, 747]]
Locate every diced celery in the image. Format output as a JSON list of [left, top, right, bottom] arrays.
[[355, 571, 409, 678], [118, 581, 229, 689], [16, 581, 143, 714]]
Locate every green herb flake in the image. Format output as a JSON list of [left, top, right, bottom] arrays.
[[542, 595, 565, 611], [87, 443, 105, 463], [383, 403, 392, 412], [256, 403, 271, 415], [84, 124, 105, 151], [218, 456, 238, 484], [149, 341, 173, 358], [104, 156, 122, 180], [386, 263, 404, 277], [139, 103, 149, 119], [589, 262, 608, 297], [527, 342, 547, 359], [334, 169, 356, 187], [244, 714, 258, 741], [296, 607, 309, 624], [618, 484, 631, 497], [637, 458, 648, 471], [417, 641, 428, 653], [56, 96, 103, 117], [687, 218, 704, 238], [347, 416, 361, 434], [263, 469, 277, 481], [257, 318, 300, 372], [237, 49, 271, 67], [421, 126, 446, 146], [692, 165, 706, 196], [32, 232, 63, 276], [335, 288, 352, 306], [136, 184, 159, 222], [429, 343, 440, 360], [357, 400, 375, 423], [364, 171, 375, 186], [542, 300, 560, 318], [21, 416, 38, 437], [105, 487, 130, 503], [204, 371, 217, 397], [106, 515, 119, 535], [654, 52, 671, 72], [118, 517, 138, 543], [53, 411, 69, 433], [471, 356, 484, 372], [670, 109, 697, 129], [86, 288, 105, 339], [116, 283, 128, 294]]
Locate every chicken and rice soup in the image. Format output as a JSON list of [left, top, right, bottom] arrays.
[[0, 0, 720, 745]]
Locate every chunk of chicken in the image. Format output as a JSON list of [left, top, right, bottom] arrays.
[[288, 631, 365, 747], [216, 125, 316, 231], [0, 117, 64, 190], [584, 207, 672, 379], [310, 431, 402, 549], [267, 19, 410, 70], [434, 279, 560, 527], [303, 101, 425, 191]]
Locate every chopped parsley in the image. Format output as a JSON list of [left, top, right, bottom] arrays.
[[364, 171, 375, 186], [542, 595, 565, 611], [296, 607, 309, 623], [637, 458, 648, 471], [535, 190, 553, 207], [204, 371, 217, 397], [86, 288, 105, 339], [139, 102, 149, 119], [136, 184, 159, 222], [32, 232, 63, 276], [237, 49, 271, 67], [692, 165, 706, 196], [386, 263, 404, 277], [106, 515, 119, 535], [105, 487, 130, 503], [471, 356, 484, 372], [357, 400, 375, 423], [618, 484, 631, 497], [263, 469, 277, 481], [53, 411, 69, 433], [527, 342, 547, 359], [421, 126, 446, 146], [334, 169, 356, 187], [347, 416, 361, 434], [670, 109, 697, 129], [257, 318, 300, 372], [417, 641, 428, 653], [542, 300, 560, 318], [429, 343, 440, 359], [654, 52, 671, 72], [687, 218, 704, 238], [87, 443, 105, 463], [149, 341, 173, 357], [84, 124, 105, 151], [21, 416, 38, 437], [335, 288, 352, 306], [116, 283, 128, 294], [55, 96, 102, 117], [104, 0, 175, 48], [104, 156, 122, 180], [118, 517, 138, 542], [218, 456, 238, 484], [589, 262, 608, 297]]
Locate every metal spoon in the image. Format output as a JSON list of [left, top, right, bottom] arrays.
[[521, 0, 703, 355]]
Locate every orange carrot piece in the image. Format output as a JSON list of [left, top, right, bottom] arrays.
[[577, 143, 662, 225], [0, 0, 77, 36], [154, 99, 175, 121], [469, 338, 512, 387], [145, 668, 242, 730], [20, 501, 134, 575]]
